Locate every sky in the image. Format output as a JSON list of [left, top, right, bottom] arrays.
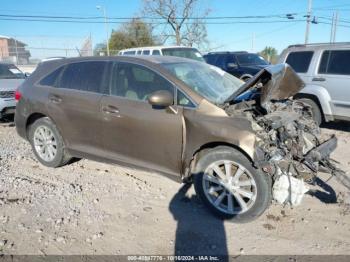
[[0, 0, 349, 59]]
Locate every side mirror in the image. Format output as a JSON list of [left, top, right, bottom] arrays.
[[227, 63, 238, 69], [147, 90, 173, 109], [24, 72, 31, 78]]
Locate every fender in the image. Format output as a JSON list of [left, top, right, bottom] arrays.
[[297, 84, 334, 120]]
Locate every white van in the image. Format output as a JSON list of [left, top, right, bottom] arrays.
[[118, 46, 205, 62]]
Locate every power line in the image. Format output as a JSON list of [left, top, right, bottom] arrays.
[[0, 13, 304, 21], [0, 17, 306, 25]]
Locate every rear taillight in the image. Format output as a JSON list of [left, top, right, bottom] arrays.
[[15, 90, 22, 101]]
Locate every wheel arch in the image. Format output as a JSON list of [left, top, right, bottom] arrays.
[[294, 93, 325, 121], [239, 74, 253, 80], [295, 85, 334, 121], [184, 141, 255, 178], [25, 112, 66, 146]]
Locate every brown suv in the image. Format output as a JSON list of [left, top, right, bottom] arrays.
[[15, 56, 341, 222]]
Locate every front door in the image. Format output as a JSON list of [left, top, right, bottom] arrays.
[[100, 62, 183, 175], [316, 49, 350, 119]]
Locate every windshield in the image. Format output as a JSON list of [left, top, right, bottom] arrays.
[[236, 53, 268, 66], [162, 48, 204, 62], [0, 64, 25, 79], [163, 62, 244, 105]]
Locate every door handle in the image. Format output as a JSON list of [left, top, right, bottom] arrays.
[[49, 95, 62, 103], [102, 105, 120, 114], [312, 77, 326, 82]]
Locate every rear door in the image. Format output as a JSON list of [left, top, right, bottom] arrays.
[[285, 51, 314, 83], [316, 49, 350, 119], [100, 61, 183, 175], [46, 60, 110, 155]]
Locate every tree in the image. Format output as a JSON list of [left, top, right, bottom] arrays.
[[259, 46, 278, 64], [107, 19, 156, 54], [142, 0, 210, 48]]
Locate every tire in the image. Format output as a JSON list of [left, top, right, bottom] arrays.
[[193, 146, 271, 223], [28, 117, 71, 168], [241, 77, 251, 82], [297, 98, 323, 126]]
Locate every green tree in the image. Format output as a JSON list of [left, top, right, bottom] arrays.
[[108, 19, 157, 54], [259, 46, 278, 64]]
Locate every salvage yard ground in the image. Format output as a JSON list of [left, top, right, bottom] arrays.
[[0, 119, 349, 255]]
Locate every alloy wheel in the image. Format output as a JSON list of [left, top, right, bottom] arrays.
[[33, 125, 57, 162], [202, 160, 257, 215]]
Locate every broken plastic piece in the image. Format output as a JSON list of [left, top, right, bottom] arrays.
[[273, 173, 309, 206]]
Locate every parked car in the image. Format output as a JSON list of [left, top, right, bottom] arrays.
[[15, 56, 340, 222], [203, 51, 269, 81], [0, 63, 25, 119], [118, 46, 205, 62], [278, 42, 350, 125]]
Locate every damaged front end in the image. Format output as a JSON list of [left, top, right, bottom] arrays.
[[224, 64, 350, 206]]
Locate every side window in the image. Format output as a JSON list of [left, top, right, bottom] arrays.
[[226, 55, 237, 65], [136, 50, 142, 55], [39, 66, 64, 87], [59, 61, 107, 93], [177, 90, 195, 108], [124, 51, 136, 55], [110, 62, 174, 102], [152, 50, 161, 55], [285, 51, 314, 73], [319, 50, 350, 75], [204, 55, 217, 65], [215, 55, 226, 69], [142, 50, 150, 55]]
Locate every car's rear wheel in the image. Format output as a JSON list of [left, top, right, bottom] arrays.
[[193, 146, 271, 223], [28, 117, 71, 167]]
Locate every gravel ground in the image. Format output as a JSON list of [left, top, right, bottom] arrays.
[[0, 118, 349, 255]]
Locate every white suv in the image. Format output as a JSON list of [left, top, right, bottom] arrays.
[[278, 43, 350, 125], [118, 46, 205, 62]]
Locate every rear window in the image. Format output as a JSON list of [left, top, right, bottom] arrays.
[[285, 51, 314, 73], [319, 50, 350, 75], [39, 67, 64, 87], [59, 61, 107, 93], [0, 64, 25, 79]]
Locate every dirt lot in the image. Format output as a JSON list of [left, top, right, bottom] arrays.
[[0, 119, 350, 255]]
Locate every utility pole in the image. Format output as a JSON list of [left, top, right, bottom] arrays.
[[330, 13, 335, 43], [333, 11, 339, 43], [251, 32, 255, 52], [14, 38, 19, 65], [96, 5, 110, 56], [305, 0, 313, 44]]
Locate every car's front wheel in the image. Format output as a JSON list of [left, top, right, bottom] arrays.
[[193, 146, 271, 223], [28, 117, 71, 168]]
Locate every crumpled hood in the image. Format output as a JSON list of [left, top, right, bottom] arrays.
[[227, 64, 305, 109]]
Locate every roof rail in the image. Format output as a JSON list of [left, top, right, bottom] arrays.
[[288, 42, 350, 48], [206, 51, 248, 55]]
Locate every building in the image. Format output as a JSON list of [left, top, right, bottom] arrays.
[[0, 35, 31, 64]]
